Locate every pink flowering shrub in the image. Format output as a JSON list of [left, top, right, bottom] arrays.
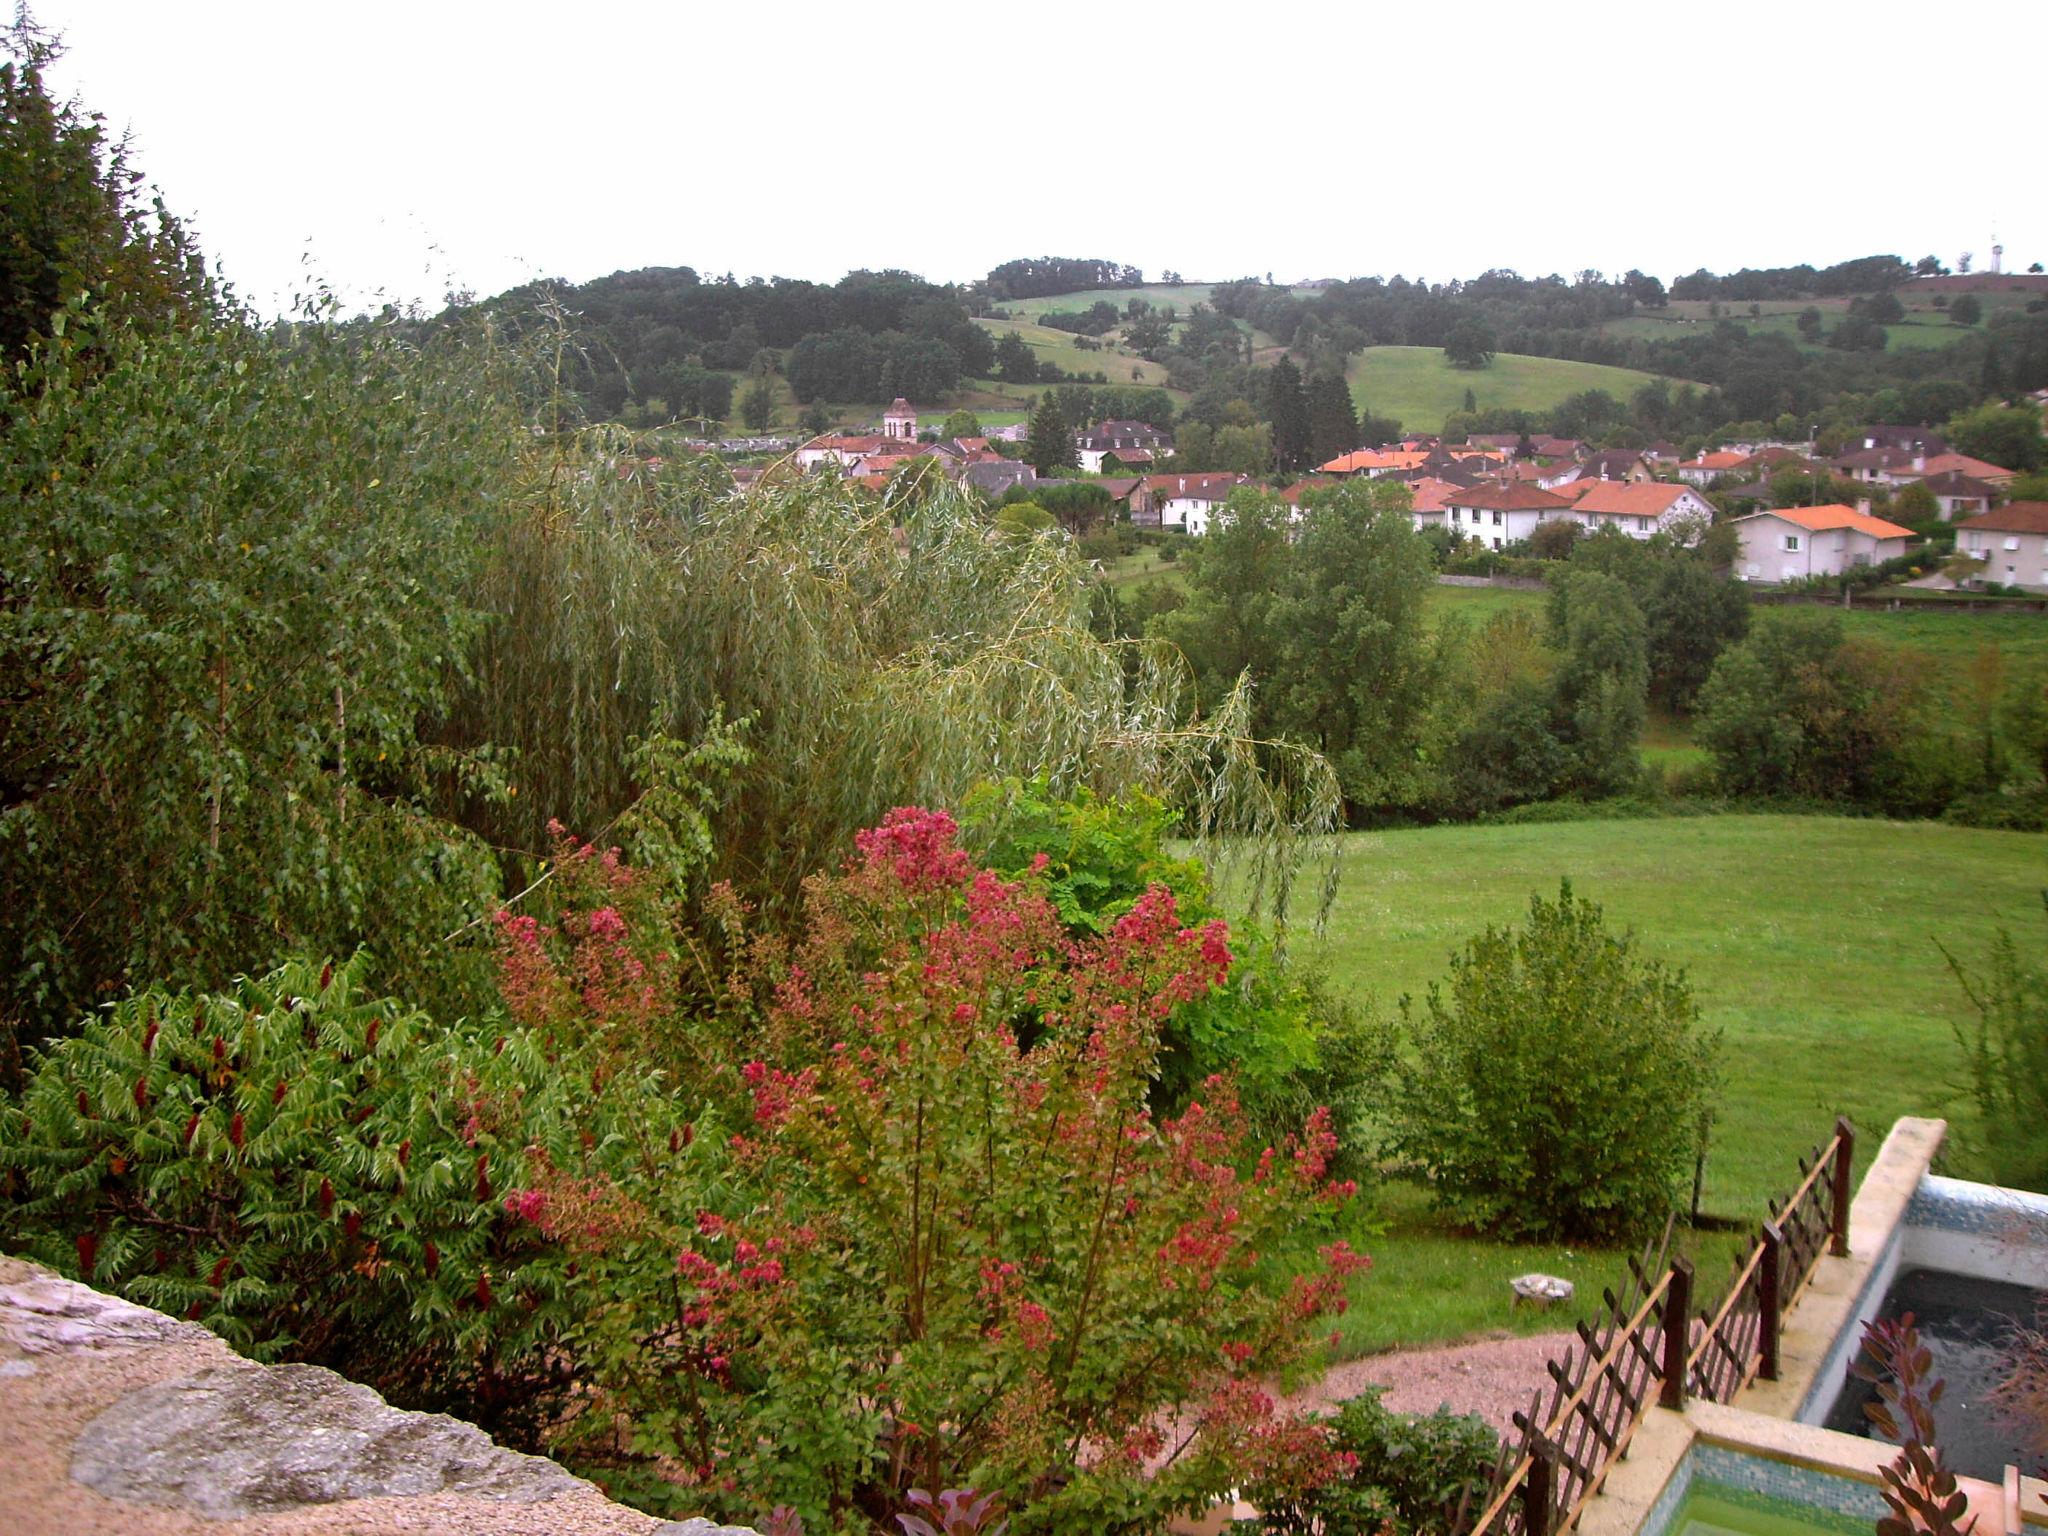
[[552, 807, 1367, 1533]]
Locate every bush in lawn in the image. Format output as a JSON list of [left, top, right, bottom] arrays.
[[1384, 881, 1721, 1243], [0, 947, 685, 1440], [1250, 1388, 1500, 1536], [551, 807, 1367, 1532]]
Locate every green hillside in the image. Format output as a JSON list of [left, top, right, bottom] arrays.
[[968, 316, 1178, 392], [1346, 345, 1674, 433]]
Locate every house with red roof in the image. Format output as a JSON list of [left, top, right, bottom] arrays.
[[1882, 451, 2017, 488], [1730, 504, 1915, 582], [1133, 472, 1249, 534], [1953, 503, 2048, 591], [1676, 450, 1749, 487], [1075, 420, 1174, 474]]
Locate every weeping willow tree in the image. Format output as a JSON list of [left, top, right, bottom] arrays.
[[441, 428, 1342, 934]]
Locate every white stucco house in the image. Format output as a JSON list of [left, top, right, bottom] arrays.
[[1134, 472, 1248, 533], [1952, 502, 2048, 592], [1443, 483, 1575, 549], [1730, 504, 1915, 582], [1569, 481, 1717, 541]]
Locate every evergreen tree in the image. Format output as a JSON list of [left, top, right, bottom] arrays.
[[1025, 392, 1076, 476], [1266, 355, 1312, 474], [1305, 371, 1359, 467], [1463, 387, 1477, 413]]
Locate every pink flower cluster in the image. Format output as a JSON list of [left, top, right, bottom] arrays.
[[854, 806, 974, 894]]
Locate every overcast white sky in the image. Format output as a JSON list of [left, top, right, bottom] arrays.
[[34, 0, 2048, 316]]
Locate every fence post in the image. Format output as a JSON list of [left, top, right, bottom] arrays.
[[1523, 1434, 1558, 1536], [1659, 1258, 1694, 1410], [1830, 1117, 1855, 1258], [1759, 1221, 1784, 1382]]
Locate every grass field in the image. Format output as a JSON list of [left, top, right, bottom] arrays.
[[1345, 347, 1676, 433], [970, 316, 1178, 393], [992, 283, 1323, 323], [1312, 814, 2048, 1353]]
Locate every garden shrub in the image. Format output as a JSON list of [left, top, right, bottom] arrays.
[[1384, 881, 1721, 1242], [1250, 1388, 1500, 1536], [0, 947, 684, 1439], [544, 807, 1367, 1532]]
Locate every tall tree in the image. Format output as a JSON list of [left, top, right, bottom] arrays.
[[1266, 355, 1312, 473], [1025, 392, 1076, 476], [0, 15, 204, 369], [1549, 570, 1649, 795], [1305, 370, 1359, 466]]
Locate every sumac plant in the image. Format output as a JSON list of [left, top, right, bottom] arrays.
[[541, 808, 1368, 1533], [0, 951, 682, 1439]]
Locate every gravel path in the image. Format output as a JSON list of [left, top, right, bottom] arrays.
[[1285, 1329, 1576, 1435]]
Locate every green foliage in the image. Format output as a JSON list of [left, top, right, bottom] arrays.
[[741, 375, 775, 430], [992, 501, 1055, 539], [958, 778, 1385, 1154], [1443, 316, 1496, 370], [0, 304, 513, 1037], [0, 952, 675, 1436], [940, 409, 981, 439], [1939, 899, 2048, 1191], [1549, 571, 1649, 797], [1948, 294, 1982, 328], [1024, 391, 1075, 475], [1251, 1389, 1499, 1536], [1693, 611, 1957, 811], [0, 16, 204, 368], [1385, 881, 1721, 1242], [1944, 402, 2045, 472]]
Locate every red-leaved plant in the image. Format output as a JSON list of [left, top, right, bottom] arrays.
[[523, 808, 1365, 1533], [1853, 1314, 1976, 1536]]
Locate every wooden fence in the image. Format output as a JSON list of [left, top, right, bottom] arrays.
[[1461, 1119, 1855, 1536]]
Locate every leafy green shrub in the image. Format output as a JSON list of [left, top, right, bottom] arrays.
[[1384, 881, 1721, 1242], [1251, 1388, 1500, 1536], [959, 778, 1387, 1164], [0, 950, 680, 1437]]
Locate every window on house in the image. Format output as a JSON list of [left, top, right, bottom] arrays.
[[1783, 535, 1801, 551], [2005, 537, 2022, 551]]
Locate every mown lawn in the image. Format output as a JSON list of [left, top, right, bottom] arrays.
[[1310, 814, 2046, 1355]]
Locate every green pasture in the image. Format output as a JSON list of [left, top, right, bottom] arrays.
[[1310, 814, 2046, 1354], [1345, 346, 1677, 433]]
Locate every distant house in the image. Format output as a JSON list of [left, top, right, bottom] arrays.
[[1319, 448, 1430, 478], [1831, 446, 1920, 485], [1134, 472, 1249, 534], [1891, 451, 2017, 487], [1953, 502, 2048, 592], [882, 398, 919, 442], [1075, 420, 1173, 474], [960, 460, 1038, 497], [1858, 425, 1946, 456], [1577, 449, 1653, 484], [1730, 504, 1915, 582], [1529, 436, 1588, 462], [1443, 482, 1574, 550], [1467, 433, 1523, 453], [796, 433, 893, 472], [1676, 450, 1749, 486], [1641, 441, 1683, 465], [1570, 481, 1717, 540], [1917, 470, 1998, 522], [1404, 476, 1463, 533]]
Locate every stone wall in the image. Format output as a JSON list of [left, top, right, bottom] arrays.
[[0, 1253, 758, 1536]]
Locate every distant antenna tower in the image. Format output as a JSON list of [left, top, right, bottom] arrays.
[[1991, 238, 2003, 274]]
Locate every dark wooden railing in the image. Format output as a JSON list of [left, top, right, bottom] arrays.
[[1460, 1119, 1855, 1536]]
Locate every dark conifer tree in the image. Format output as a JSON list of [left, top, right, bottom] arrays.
[[1306, 371, 1360, 466], [1267, 355, 1312, 474]]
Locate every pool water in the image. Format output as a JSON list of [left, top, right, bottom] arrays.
[[1673, 1488, 1871, 1536], [1822, 1264, 2044, 1481]]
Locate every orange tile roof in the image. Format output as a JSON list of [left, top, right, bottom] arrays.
[[1680, 450, 1748, 471], [1406, 477, 1462, 514], [1571, 482, 1701, 517], [1748, 504, 1915, 539], [1319, 448, 1429, 474]]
